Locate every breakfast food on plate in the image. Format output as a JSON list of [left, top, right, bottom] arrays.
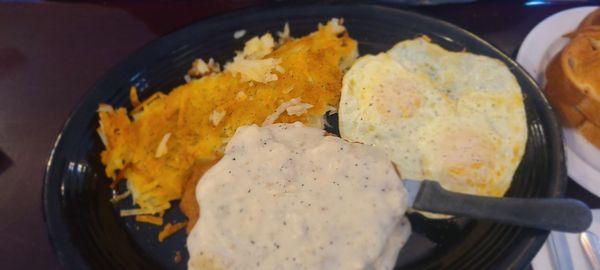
[[95, 16, 533, 268], [576, 8, 600, 32], [97, 19, 357, 228], [339, 37, 527, 199], [545, 9, 600, 148], [187, 123, 411, 270]]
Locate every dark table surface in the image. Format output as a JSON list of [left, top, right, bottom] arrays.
[[1, 0, 599, 269]]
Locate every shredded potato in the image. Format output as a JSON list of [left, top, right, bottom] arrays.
[[225, 56, 282, 83], [286, 102, 313, 116], [277, 22, 291, 44], [159, 221, 188, 242], [174, 251, 183, 264], [189, 58, 220, 78], [130, 87, 141, 108], [136, 214, 164, 226], [262, 98, 313, 126], [240, 33, 275, 59], [209, 109, 226, 126], [120, 205, 169, 217], [110, 190, 131, 203], [98, 19, 357, 221], [155, 133, 171, 158]]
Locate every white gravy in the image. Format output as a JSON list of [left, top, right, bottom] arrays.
[[187, 122, 410, 270]]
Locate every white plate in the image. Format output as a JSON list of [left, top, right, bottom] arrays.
[[516, 6, 600, 198]]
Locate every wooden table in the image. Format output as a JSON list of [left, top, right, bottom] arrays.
[[0, 1, 595, 268]]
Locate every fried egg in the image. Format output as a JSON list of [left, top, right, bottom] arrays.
[[339, 37, 527, 198]]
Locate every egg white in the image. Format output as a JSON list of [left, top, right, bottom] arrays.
[[340, 37, 527, 198], [339, 53, 452, 178]]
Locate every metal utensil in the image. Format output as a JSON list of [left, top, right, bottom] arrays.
[[404, 179, 592, 232], [581, 231, 600, 270], [548, 232, 573, 270]]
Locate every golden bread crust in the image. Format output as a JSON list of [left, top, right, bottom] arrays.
[[578, 8, 600, 31], [545, 54, 586, 106], [561, 31, 600, 103], [577, 97, 600, 127], [579, 120, 600, 148]]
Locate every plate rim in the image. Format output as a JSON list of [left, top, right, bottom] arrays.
[[42, 3, 566, 269]]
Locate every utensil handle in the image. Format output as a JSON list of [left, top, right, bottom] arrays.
[[413, 181, 592, 232]]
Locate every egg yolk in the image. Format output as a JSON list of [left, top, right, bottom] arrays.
[[372, 68, 423, 119], [422, 127, 502, 196]]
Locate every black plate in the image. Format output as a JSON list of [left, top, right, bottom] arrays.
[[43, 4, 565, 270]]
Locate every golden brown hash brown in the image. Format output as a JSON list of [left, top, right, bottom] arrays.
[[97, 20, 358, 221]]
